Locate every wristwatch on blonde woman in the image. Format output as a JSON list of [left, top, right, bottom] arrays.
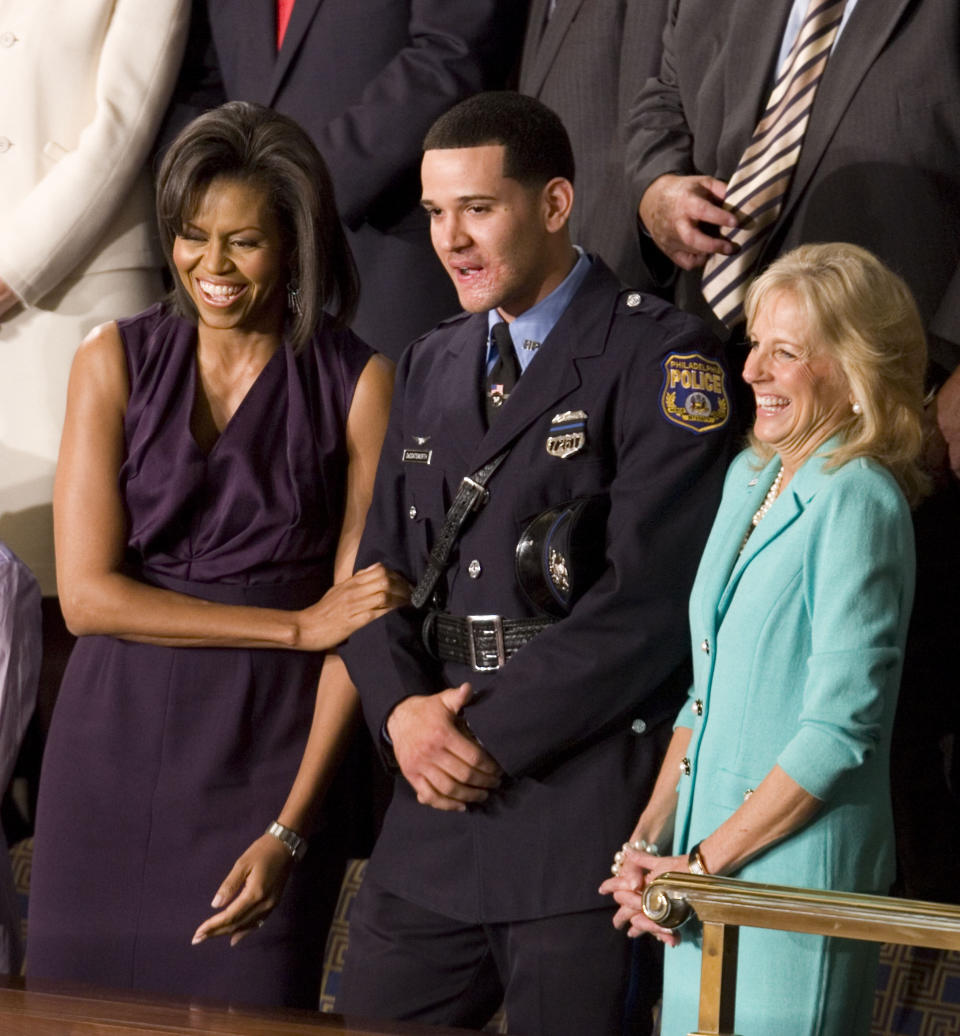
[[687, 841, 710, 876]]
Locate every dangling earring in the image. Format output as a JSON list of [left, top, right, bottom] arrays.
[[851, 401, 863, 415], [287, 277, 302, 315]]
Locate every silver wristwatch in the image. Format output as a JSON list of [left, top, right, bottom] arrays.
[[267, 821, 308, 861]]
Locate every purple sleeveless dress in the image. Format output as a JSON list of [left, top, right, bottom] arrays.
[[28, 304, 373, 1007]]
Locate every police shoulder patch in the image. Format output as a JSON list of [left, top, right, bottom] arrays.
[[660, 352, 730, 434]]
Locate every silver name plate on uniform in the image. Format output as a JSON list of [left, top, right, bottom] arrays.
[[402, 448, 433, 465]]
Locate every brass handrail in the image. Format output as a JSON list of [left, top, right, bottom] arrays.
[[641, 873, 960, 1036]]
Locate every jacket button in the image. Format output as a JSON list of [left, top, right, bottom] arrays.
[[700, 638, 710, 654], [0, 137, 11, 153], [408, 505, 417, 519], [631, 718, 647, 735], [0, 31, 16, 47], [691, 699, 703, 716], [679, 757, 691, 777], [467, 559, 482, 579]]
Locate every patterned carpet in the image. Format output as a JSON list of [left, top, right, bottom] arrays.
[[873, 943, 960, 1035]]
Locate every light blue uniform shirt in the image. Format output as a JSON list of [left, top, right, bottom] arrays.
[[485, 248, 592, 377]]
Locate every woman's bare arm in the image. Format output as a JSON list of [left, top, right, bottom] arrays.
[[54, 325, 403, 648]]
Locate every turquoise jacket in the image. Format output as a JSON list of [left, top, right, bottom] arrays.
[[662, 443, 915, 1036]]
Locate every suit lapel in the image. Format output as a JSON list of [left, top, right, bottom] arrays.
[[432, 314, 490, 475], [776, 0, 912, 234], [718, 472, 800, 620], [718, 1, 795, 174], [715, 449, 833, 621], [696, 462, 769, 636], [467, 263, 617, 471], [269, 0, 323, 103], [209, 0, 276, 104], [518, 0, 551, 91], [521, 0, 587, 97]]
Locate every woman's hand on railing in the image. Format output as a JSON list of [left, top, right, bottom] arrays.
[[599, 845, 684, 945]]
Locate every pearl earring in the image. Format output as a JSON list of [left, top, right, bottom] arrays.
[[851, 401, 862, 415]]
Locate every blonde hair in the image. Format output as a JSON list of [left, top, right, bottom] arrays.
[[744, 243, 929, 505]]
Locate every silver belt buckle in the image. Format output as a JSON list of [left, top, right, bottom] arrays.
[[466, 614, 505, 671]]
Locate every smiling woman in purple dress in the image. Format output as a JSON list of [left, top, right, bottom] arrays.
[[27, 102, 407, 1008]]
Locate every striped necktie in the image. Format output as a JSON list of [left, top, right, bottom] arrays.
[[701, 0, 847, 327]]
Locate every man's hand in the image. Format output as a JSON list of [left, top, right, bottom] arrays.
[[638, 174, 738, 270], [386, 682, 502, 811], [928, 364, 960, 480]]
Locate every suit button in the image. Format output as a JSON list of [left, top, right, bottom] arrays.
[[631, 718, 647, 735], [679, 757, 691, 777], [691, 699, 703, 716], [467, 559, 482, 579], [0, 31, 16, 47], [0, 137, 11, 153], [626, 292, 642, 307], [408, 505, 417, 519], [700, 638, 710, 654]]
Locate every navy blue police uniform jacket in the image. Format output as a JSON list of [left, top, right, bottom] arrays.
[[340, 259, 734, 923]]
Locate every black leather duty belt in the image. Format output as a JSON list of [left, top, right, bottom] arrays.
[[423, 611, 556, 672]]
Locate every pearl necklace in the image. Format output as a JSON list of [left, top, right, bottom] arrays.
[[739, 465, 784, 554]]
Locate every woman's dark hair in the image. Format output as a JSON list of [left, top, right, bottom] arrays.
[[423, 92, 575, 188], [156, 101, 358, 348]]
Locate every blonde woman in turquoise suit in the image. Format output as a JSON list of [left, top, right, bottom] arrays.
[[601, 243, 929, 1035]]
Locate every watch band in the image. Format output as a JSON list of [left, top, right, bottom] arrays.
[[687, 841, 710, 876], [267, 821, 307, 862]]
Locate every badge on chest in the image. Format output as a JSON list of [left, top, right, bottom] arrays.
[[545, 410, 588, 458]]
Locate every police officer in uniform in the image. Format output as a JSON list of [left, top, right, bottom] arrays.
[[337, 93, 734, 1036]]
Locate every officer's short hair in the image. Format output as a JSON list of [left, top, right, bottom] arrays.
[[424, 92, 575, 188], [157, 101, 359, 347]]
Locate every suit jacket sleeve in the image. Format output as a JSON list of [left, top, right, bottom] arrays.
[[930, 263, 960, 367], [339, 342, 445, 747], [306, 0, 512, 229], [0, 0, 189, 306], [624, 0, 695, 201], [622, 0, 693, 281], [776, 466, 914, 801]]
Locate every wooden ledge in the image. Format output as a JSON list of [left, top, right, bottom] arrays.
[[0, 977, 475, 1036]]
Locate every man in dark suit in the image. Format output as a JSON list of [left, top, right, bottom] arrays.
[[163, 0, 525, 360], [518, 0, 670, 290], [626, 0, 960, 900], [626, 0, 960, 368], [336, 92, 733, 1035]]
